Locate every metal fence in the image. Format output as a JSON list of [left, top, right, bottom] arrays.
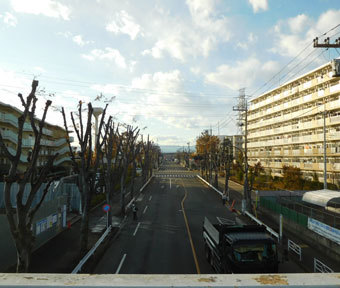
[[279, 197, 340, 229], [260, 197, 308, 228]]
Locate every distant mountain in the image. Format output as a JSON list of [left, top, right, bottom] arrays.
[[160, 145, 196, 153]]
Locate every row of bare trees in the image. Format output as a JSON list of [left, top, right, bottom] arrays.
[[0, 81, 160, 272], [195, 131, 263, 206]]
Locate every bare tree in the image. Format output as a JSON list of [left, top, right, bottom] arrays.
[[61, 101, 108, 256], [0, 80, 58, 272], [119, 125, 139, 214], [102, 119, 121, 226]]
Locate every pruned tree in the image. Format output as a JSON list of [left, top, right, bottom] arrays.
[[119, 125, 140, 214], [61, 101, 108, 255], [222, 138, 233, 199], [141, 135, 150, 184], [196, 131, 219, 183], [0, 80, 59, 272], [248, 161, 264, 192], [102, 119, 121, 225], [129, 138, 142, 202]]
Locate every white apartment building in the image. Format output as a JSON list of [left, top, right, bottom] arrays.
[[0, 101, 74, 175], [247, 59, 340, 186]]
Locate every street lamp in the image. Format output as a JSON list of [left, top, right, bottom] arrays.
[[93, 107, 103, 146]]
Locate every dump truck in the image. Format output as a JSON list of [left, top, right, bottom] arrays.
[[203, 217, 279, 273]]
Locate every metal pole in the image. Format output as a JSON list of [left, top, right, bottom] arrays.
[[323, 110, 327, 189]]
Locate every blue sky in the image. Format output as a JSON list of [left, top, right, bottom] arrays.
[[1, 0, 340, 147]]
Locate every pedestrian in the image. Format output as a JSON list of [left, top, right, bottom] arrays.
[[132, 203, 138, 220], [222, 193, 227, 206]]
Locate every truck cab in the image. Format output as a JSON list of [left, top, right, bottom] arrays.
[[203, 217, 278, 273]]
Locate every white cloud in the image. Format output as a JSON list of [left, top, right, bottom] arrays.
[[10, 0, 71, 20], [0, 68, 31, 108], [33, 66, 46, 73], [288, 14, 310, 34], [90, 84, 120, 96], [82, 48, 127, 69], [143, 0, 231, 62], [57, 31, 72, 38], [106, 10, 142, 40], [248, 0, 268, 13], [0, 12, 18, 27], [190, 67, 201, 75], [205, 57, 279, 91], [271, 10, 340, 58], [237, 32, 258, 50], [72, 35, 92, 46]]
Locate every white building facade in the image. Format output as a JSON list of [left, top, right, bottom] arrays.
[[247, 59, 340, 186]]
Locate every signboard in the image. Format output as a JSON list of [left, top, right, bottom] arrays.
[[308, 218, 340, 245], [47, 215, 53, 228], [52, 213, 58, 225], [102, 204, 111, 213]]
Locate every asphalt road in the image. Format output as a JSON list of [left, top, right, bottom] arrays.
[[94, 163, 236, 274], [94, 162, 304, 274]]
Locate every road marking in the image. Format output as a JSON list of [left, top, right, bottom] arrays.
[[133, 222, 141, 236], [149, 196, 152, 201], [143, 206, 148, 214], [180, 179, 201, 275], [115, 253, 127, 274], [170, 178, 171, 189]]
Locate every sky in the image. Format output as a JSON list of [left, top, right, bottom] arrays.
[[1, 0, 340, 150]]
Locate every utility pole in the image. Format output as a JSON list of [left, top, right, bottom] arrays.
[[312, 37, 340, 189], [233, 88, 250, 212], [313, 37, 340, 48]]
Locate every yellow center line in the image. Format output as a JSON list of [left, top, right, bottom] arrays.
[[180, 179, 201, 274]]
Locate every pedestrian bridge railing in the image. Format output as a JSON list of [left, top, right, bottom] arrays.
[[1, 273, 339, 287]]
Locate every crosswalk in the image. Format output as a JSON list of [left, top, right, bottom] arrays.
[[155, 174, 196, 178]]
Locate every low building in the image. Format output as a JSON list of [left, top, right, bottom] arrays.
[[247, 59, 340, 186], [217, 135, 243, 158], [0, 101, 73, 177]]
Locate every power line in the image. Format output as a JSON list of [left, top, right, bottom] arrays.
[[249, 24, 340, 99]]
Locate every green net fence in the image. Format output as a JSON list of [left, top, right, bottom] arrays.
[[260, 197, 308, 227]]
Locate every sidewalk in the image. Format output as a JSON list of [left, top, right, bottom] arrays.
[[25, 176, 145, 273], [211, 173, 340, 273]]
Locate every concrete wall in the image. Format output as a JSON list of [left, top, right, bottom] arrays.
[[259, 206, 340, 264]]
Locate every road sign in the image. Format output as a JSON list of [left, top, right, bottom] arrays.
[[102, 204, 111, 213]]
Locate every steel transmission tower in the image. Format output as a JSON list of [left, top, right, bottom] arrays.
[[233, 88, 251, 211]]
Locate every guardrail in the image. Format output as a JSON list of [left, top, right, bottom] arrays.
[[244, 211, 279, 240], [126, 175, 154, 211], [72, 225, 112, 274], [196, 175, 223, 196], [288, 239, 302, 261], [197, 175, 280, 240], [139, 175, 154, 193], [314, 258, 334, 273]]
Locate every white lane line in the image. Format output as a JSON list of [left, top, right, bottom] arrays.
[[149, 195, 152, 201], [170, 178, 172, 189], [115, 254, 127, 274], [143, 205, 148, 214], [133, 222, 141, 236]]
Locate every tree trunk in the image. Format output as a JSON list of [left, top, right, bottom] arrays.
[[131, 160, 136, 201], [105, 174, 112, 227], [214, 171, 218, 189], [15, 230, 33, 272], [79, 190, 90, 256]]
